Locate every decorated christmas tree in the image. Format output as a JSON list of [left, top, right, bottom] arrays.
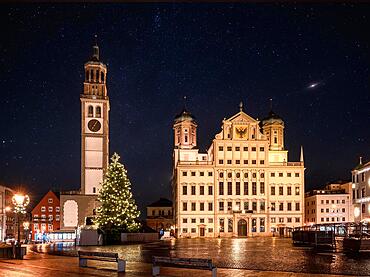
[[95, 152, 140, 233]]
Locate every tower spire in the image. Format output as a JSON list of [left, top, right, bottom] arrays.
[[269, 98, 273, 111], [300, 145, 304, 163], [92, 35, 99, 61], [239, 101, 243, 112]]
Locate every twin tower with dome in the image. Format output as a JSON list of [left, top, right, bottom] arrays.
[[60, 43, 305, 238], [172, 102, 305, 237]]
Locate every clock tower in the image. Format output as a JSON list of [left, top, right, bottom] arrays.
[[81, 43, 109, 195]]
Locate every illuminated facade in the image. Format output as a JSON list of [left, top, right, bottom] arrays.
[[304, 182, 353, 225], [172, 103, 305, 238], [352, 159, 370, 222], [146, 198, 174, 232], [60, 43, 108, 230]]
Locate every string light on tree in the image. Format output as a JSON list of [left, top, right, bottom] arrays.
[[95, 152, 141, 233]]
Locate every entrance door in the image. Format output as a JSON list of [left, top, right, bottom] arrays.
[[200, 227, 205, 237], [237, 219, 247, 237]]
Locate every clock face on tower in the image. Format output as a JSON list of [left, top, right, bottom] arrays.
[[88, 119, 101, 132]]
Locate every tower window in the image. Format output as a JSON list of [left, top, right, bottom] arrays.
[[274, 137, 277, 144], [90, 69, 93, 81], [85, 70, 89, 81], [101, 71, 104, 82], [96, 70, 99, 82], [88, 106, 93, 117], [96, 106, 101, 118], [185, 135, 188, 143]]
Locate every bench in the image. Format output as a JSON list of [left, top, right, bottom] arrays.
[[78, 251, 126, 272], [152, 256, 217, 276]]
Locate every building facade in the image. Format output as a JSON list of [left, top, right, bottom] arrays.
[[305, 182, 353, 225], [352, 159, 370, 222], [0, 186, 14, 241], [31, 190, 61, 241], [60, 43, 109, 230], [172, 104, 305, 238], [146, 198, 174, 232]]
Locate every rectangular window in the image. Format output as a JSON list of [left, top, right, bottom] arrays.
[[48, 207, 53, 212], [200, 171, 204, 176], [200, 202, 204, 211], [227, 182, 232, 195], [41, 206, 46, 212], [271, 217, 276, 223], [200, 186, 204, 195], [279, 172, 283, 177], [182, 185, 187, 195], [252, 160, 256, 164], [191, 203, 196, 211], [279, 186, 283, 195], [244, 182, 248, 195], [279, 202, 284, 211], [252, 147, 256, 151], [295, 203, 300, 211], [279, 218, 284, 223], [252, 182, 257, 195], [208, 172, 213, 176], [227, 202, 232, 211], [235, 146, 240, 151], [182, 202, 187, 211], [182, 228, 188, 233], [321, 208, 324, 213], [227, 146, 232, 151], [287, 202, 292, 211], [287, 186, 292, 195], [183, 218, 187, 223], [56, 207, 60, 213], [244, 202, 249, 211], [219, 202, 224, 211], [200, 218, 205, 223], [191, 228, 196, 233], [252, 202, 257, 211], [208, 218, 213, 223], [287, 217, 292, 223], [219, 146, 223, 151], [228, 218, 233, 232], [243, 146, 248, 151], [271, 202, 275, 211], [295, 187, 300, 195], [208, 228, 213, 233], [236, 182, 240, 195], [295, 217, 300, 223], [271, 186, 275, 195], [191, 171, 196, 176], [182, 171, 187, 176], [208, 186, 213, 195], [208, 202, 213, 211], [271, 172, 275, 177], [48, 198, 53, 204], [244, 160, 248, 164], [295, 173, 300, 177], [260, 218, 265, 232], [236, 160, 240, 164], [219, 219, 224, 232], [260, 182, 265, 194], [260, 160, 265, 165], [287, 172, 291, 177], [191, 186, 196, 195], [260, 147, 264, 151], [219, 182, 224, 195], [219, 159, 224, 164], [252, 219, 257, 232], [260, 201, 265, 211], [227, 160, 232, 164]]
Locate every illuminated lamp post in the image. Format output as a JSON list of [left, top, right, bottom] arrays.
[[12, 194, 30, 247]]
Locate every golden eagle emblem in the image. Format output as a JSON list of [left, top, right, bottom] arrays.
[[236, 126, 247, 138]]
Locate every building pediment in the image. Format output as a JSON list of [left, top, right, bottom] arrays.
[[225, 111, 259, 124]]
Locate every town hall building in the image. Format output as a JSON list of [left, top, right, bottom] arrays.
[[172, 103, 305, 237]]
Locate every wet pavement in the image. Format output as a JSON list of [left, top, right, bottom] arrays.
[[31, 237, 370, 276], [0, 249, 362, 277]]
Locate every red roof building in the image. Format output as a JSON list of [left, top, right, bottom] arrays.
[[31, 190, 60, 241]]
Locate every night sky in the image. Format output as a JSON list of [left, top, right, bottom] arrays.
[[1, 4, 369, 212]]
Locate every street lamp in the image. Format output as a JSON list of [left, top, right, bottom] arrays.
[[12, 194, 30, 246]]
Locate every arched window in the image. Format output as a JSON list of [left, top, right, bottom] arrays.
[[90, 69, 93, 81], [85, 70, 89, 81], [96, 106, 101, 118], [88, 105, 93, 117], [96, 70, 99, 82], [101, 71, 104, 82]]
